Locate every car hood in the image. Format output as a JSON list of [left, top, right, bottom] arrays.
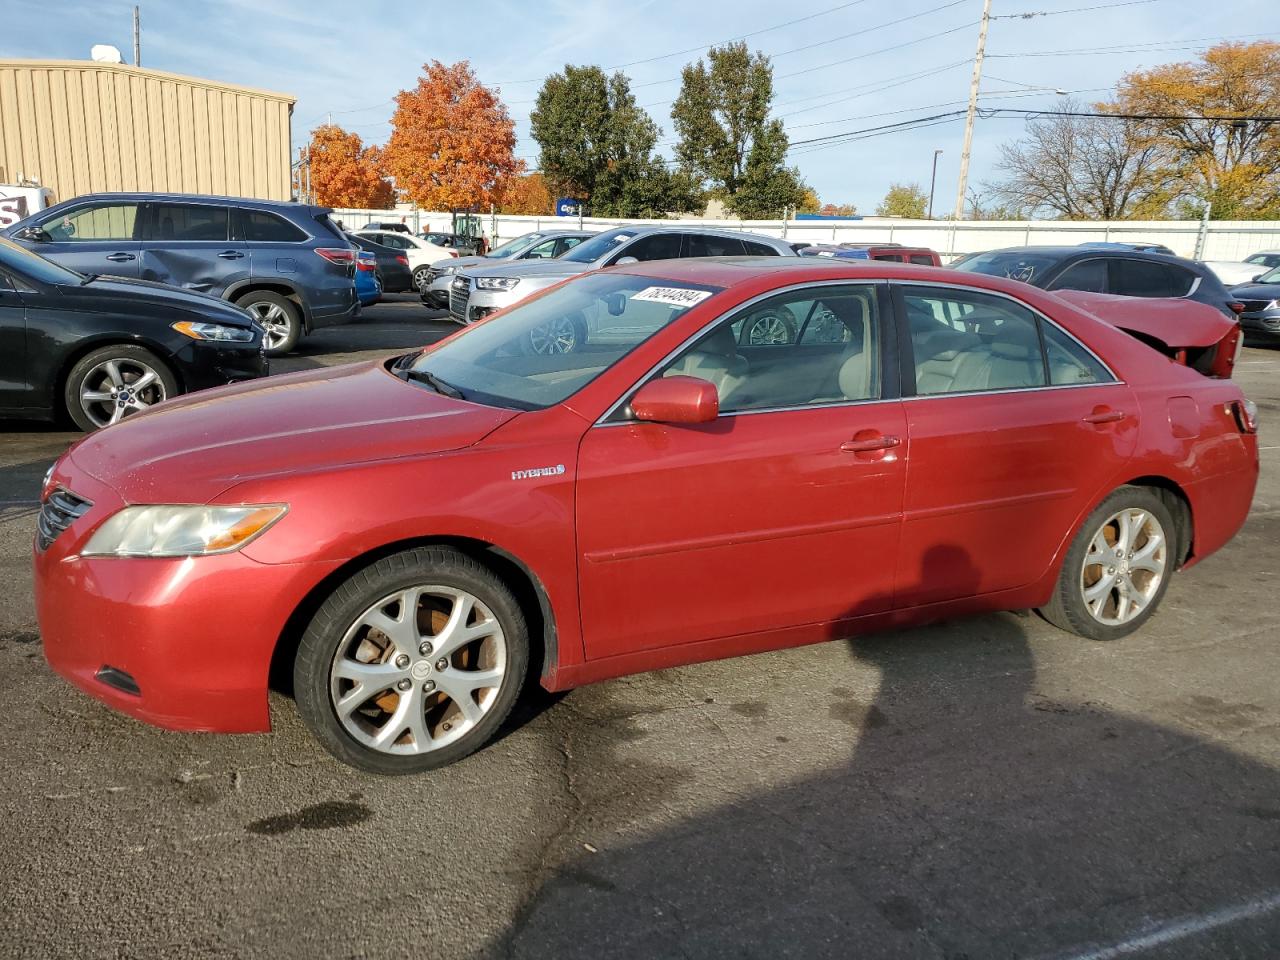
[[459, 259, 589, 280], [56, 276, 255, 325], [1225, 282, 1280, 301], [67, 361, 518, 503]]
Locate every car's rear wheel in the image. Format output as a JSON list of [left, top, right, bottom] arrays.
[[294, 547, 529, 774], [64, 344, 178, 432], [1039, 486, 1176, 640], [412, 266, 431, 291], [236, 291, 300, 356], [739, 305, 797, 346]]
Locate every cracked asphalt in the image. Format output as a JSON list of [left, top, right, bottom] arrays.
[[1, 294, 1278, 959]]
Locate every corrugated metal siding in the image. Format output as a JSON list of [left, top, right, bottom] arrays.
[[0, 60, 294, 201]]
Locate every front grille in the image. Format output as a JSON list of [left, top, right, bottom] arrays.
[[36, 489, 92, 551], [449, 277, 470, 322], [1238, 299, 1276, 314]]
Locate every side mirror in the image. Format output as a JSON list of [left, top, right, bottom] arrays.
[[631, 376, 719, 424], [614, 256, 639, 266], [15, 225, 49, 242]]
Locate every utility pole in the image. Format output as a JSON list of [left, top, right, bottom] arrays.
[[132, 6, 141, 67], [928, 149, 944, 219], [953, 0, 992, 221]]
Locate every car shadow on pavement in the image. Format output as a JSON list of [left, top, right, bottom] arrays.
[[489, 545, 1280, 959]]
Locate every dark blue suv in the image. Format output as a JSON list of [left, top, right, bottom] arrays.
[[2, 193, 357, 355]]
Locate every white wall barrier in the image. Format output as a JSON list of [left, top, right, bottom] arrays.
[[329, 207, 1280, 263]]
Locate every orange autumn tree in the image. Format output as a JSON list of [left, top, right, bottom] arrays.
[[499, 172, 552, 214], [381, 61, 522, 210], [308, 124, 395, 208]]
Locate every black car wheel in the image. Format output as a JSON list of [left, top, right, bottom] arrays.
[[236, 291, 301, 356], [64, 344, 178, 432]]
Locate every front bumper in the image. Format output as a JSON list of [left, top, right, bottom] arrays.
[[1240, 310, 1280, 341], [176, 340, 268, 391], [448, 279, 523, 324], [33, 464, 340, 734]]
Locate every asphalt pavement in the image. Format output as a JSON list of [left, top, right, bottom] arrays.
[[1, 293, 1278, 959]]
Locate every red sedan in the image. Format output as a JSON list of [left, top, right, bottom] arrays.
[[34, 259, 1259, 774]]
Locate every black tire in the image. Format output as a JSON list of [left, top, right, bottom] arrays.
[[63, 344, 179, 432], [235, 290, 301, 356], [738, 305, 797, 346], [1038, 485, 1177, 641], [294, 546, 529, 775], [412, 265, 431, 292]]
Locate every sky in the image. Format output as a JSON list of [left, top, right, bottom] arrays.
[[2, 0, 1276, 213]]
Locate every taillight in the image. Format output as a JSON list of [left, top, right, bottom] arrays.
[[315, 247, 356, 265], [1210, 324, 1243, 378], [396, 255, 409, 266], [356, 260, 375, 272], [1228, 301, 1245, 314], [448, 251, 458, 258], [1229, 398, 1258, 433]]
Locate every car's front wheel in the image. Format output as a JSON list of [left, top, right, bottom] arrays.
[[1039, 486, 1177, 640], [64, 344, 178, 431], [739, 305, 797, 346], [236, 291, 301, 356], [523, 313, 586, 355], [294, 547, 529, 774], [412, 266, 432, 291]]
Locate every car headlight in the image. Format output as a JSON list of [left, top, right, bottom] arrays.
[[475, 277, 520, 291], [438, 264, 457, 275], [172, 321, 256, 342], [81, 504, 288, 557]]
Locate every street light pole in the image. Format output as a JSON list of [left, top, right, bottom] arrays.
[[953, 0, 993, 221], [928, 149, 944, 219]]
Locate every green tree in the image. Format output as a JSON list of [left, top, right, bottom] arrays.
[[672, 41, 806, 218], [876, 183, 930, 219], [531, 65, 697, 217]]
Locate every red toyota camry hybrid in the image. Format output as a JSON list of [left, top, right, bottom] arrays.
[[34, 258, 1259, 774]]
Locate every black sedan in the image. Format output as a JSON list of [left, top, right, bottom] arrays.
[[1229, 266, 1280, 344], [951, 246, 1242, 319], [0, 237, 265, 431], [347, 233, 413, 293]]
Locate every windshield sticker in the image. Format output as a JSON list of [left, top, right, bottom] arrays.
[[632, 287, 713, 308], [612, 233, 633, 243]]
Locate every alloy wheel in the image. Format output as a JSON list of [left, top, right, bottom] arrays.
[[78, 357, 167, 428], [329, 585, 507, 755], [1079, 508, 1168, 626], [528, 317, 579, 355], [414, 267, 431, 290], [245, 300, 292, 351], [746, 312, 792, 346]]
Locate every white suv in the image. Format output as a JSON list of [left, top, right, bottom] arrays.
[[354, 229, 457, 290]]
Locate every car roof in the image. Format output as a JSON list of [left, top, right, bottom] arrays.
[[978, 245, 1200, 265], [610, 256, 952, 287], [63, 192, 321, 212], [602, 224, 790, 244]]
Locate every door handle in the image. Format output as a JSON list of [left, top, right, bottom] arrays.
[[1082, 407, 1126, 425], [218, 250, 245, 259], [840, 435, 901, 453], [104, 252, 136, 262]]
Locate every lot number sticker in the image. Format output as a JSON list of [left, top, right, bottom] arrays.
[[632, 287, 713, 308]]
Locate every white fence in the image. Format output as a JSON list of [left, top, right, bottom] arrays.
[[330, 207, 1280, 263]]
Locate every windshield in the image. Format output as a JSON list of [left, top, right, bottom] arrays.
[[0, 236, 85, 285], [485, 232, 543, 258], [406, 273, 723, 410], [1256, 266, 1280, 284], [559, 228, 636, 264], [950, 251, 1063, 286]]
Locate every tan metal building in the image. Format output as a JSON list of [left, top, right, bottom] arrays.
[[0, 59, 295, 202]]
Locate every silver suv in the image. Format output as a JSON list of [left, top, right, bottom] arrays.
[[448, 226, 795, 334], [422, 229, 594, 309]]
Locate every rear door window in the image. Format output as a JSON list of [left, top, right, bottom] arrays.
[[743, 239, 781, 257], [147, 203, 229, 242], [909, 254, 936, 265], [615, 233, 682, 263], [685, 234, 748, 257], [1049, 258, 1109, 293], [1112, 259, 1181, 297]]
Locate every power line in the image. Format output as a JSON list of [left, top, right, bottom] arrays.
[[776, 22, 977, 80], [989, 31, 1280, 57], [991, 0, 1162, 19]]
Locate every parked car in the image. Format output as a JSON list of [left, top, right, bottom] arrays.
[[347, 233, 413, 293], [1244, 250, 1280, 272], [0, 236, 264, 431], [950, 246, 1242, 318], [1078, 241, 1178, 256], [34, 258, 1258, 774], [1223, 265, 1280, 344], [2, 193, 357, 357], [1201, 260, 1268, 287], [800, 242, 942, 265], [449, 225, 795, 343], [421, 230, 595, 309], [354, 251, 381, 307], [361, 221, 412, 234], [354, 228, 457, 291], [422, 232, 480, 258]]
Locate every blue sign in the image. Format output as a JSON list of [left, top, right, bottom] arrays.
[[555, 197, 582, 217]]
